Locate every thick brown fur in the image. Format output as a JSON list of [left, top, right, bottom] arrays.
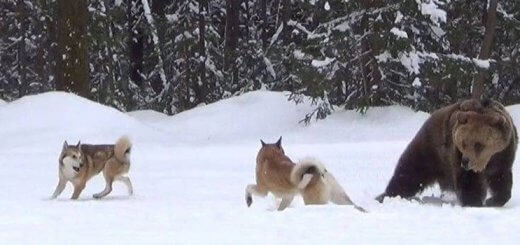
[[50, 136, 133, 200], [377, 99, 517, 207], [245, 137, 364, 211]]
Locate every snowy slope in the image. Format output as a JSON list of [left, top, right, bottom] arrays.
[[0, 91, 519, 244]]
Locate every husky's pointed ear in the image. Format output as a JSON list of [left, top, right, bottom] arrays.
[[76, 140, 81, 147], [63, 140, 68, 149], [260, 139, 266, 147], [275, 136, 282, 148]]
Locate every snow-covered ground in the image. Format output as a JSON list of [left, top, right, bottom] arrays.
[[0, 91, 519, 244]]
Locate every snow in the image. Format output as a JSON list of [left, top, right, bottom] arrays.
[[287, 20, 326, 40], [1, 91, 520, 244], [115, 0, 122, 7], [0, 98, 5, 105], [263, 57, 276, 79], [128, 110, 170, 123], [417, 0, 447, 25], [473, 58, 491, 69], [270, 24, 284, 47], [395, 11, 404, 23], [376, 51, 392, 63], [399, 51, 421, 74], [333, 21, 350, 32], [293, 49, 306, 60], [311, 57, 335, 68], [166, 14, 179, 23], [412, 77, 422, 87], [324, 1, 330, 11], [390, 27, 408, 39], [447, 54, 493, 68]]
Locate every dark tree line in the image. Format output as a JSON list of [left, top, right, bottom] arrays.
[[1, 0, 519, 121]]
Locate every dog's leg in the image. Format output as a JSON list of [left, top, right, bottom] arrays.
[[245, 184, 267, 207], [71, 182, 85, 200], [117, 176, 133, 196], [51, 175, 67, 199], [93, 176, 114, 199], [278, 195, 294, 211]]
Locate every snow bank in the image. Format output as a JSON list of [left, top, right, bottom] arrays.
[[148, 91, 314, 144], [0, 92, 167, 152], [139, 91, 428, 145], [0, 98, 5, 105], [128, 109, 170, 123]]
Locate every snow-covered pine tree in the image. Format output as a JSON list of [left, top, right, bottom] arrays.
[[89, 0, 130, 111], [0, 0, 54, 100], [167, 0, 224, 112]]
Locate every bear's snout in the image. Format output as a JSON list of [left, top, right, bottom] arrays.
[[461, 157, 470, 170]]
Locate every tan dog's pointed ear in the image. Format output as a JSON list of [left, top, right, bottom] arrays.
[[260, 139, 266, 146], [63, 141, 68, 149], [275, 136, 282, 148]]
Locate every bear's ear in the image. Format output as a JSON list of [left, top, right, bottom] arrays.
[[260, 139, 266, 147], [457, 112, 468, 125], [492, 116, 507, 129]]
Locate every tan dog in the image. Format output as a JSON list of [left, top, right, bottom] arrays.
[[245, 137, 364, 211], [50, 136, 133, 200]]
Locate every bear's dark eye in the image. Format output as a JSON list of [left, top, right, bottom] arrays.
[[462, 141, 467, 149], [474, 142, 484, 153]]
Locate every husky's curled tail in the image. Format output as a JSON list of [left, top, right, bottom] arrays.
[[114, 136, 132, 163], [290, 162, 321, 190], [297, 157, 367, 212]]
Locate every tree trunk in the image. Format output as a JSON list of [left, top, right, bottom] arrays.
[[55, 0, 89, 98], [472, 0, 498, 99], [280, 0, 291, 44], [197, 0, 208, 103], [260, 0, 267, 50], [43, 0, 57, 90], [127, 0, 144, 89], [16, 1, 28, 96], [359, 0, 382, 105], [225, 0, 240, 84]]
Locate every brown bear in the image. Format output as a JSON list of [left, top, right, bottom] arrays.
[[376, 98, 517, 207]]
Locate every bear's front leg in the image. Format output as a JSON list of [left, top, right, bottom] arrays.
[[457, 170, 486, 207], [485, 171, 512, 207]]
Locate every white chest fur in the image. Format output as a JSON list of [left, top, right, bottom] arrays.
[[61, 156, 81, 180]]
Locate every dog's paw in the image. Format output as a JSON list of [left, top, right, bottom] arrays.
[[92, 194, 102, 199], [246, 195, 253, 207]]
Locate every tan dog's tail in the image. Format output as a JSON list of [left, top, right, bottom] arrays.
[[114, 136, 132, 163], [290, 161, 321, 190], [299, 157, 368, 213]]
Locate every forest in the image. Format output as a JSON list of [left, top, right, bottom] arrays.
[[1, 0, 519, 122]]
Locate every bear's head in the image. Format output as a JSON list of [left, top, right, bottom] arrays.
[[451, 110, 512, 172]]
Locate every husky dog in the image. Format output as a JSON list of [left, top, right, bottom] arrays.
[[50, 136, 133, 200], [245, 137, 365, 211]]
